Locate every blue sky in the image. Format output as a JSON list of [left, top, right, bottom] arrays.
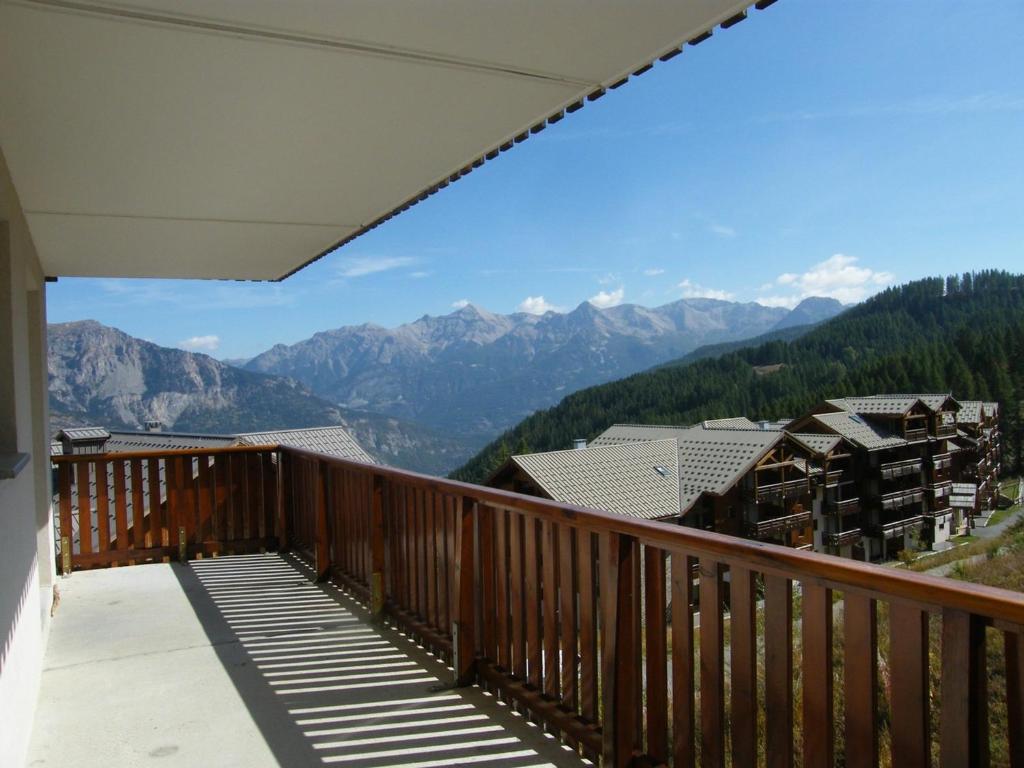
[[48, 1, 1024, 359]]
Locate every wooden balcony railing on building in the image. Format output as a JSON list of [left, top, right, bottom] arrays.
[[904, 426, 929, 442], [52, 445, 1024, 768], [824, 528, 862, 548], [935, 423, 958, 438], [880, 488, 925, 511], [931, 452, 953, 471], [866, 515, 926, 539], [880, 457, 923, 480], [823, 469, 847, 487], [743, 510, 813, 540], [745, 478, 809, 504], [825, 497, 861, 517]]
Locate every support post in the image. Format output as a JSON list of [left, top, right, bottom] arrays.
[[453, 495, 477, 685], [601, 532, 640, 768], [314, 460, 330, 581], [370, 474, 386, 620], [276, 449, 289, 549]]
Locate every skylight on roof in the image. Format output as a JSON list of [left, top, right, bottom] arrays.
[[850, 414, 866, 425], [654, 465, 669, 477]]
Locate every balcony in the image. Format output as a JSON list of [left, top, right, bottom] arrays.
[[866, 515, 926, 539], [930, 452, 953, 471], [47, 445, 1024, 767], [934, 423, 957, 438], [744, 510, 813, 540], [880, 488, 925, 511], [904, 426, 929, 442], [880, 457, 922, 480], [825, 528, 862, 548], [826, 497, 862, 517], [823, 469, 848, 487], [745, 478, 810, 503]]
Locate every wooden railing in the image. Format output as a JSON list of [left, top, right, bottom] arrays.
[[746, 478, 809, 503], [826, 496, 861, 517], [880, 457, 923, 479], [52, 445, 279, 572], [54, 445, 1024, 767], [743, 510, 812, 540]]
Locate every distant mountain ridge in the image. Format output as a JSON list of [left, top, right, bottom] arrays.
[[47, 321, 478, 475], [244, 296, 845, 438]]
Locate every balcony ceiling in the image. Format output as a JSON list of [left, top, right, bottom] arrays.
[[0, 0, 758, 280]]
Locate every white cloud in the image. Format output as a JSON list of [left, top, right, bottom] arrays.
[[758, 254, 894, 306], [710, 223, 737, 238], [644, 268, 666, 277], [408, 270, 431, 279], [336, 256, 416, 278], [678, 279, 735, 301], [451, 299, 471, 309], [589, 287, 625, 309], [178, 335, 220, 352], [517, 296, 564, 315], [597, 272, 621, 286]]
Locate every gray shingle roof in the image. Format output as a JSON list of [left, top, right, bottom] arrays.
[[983, 401, 999, 418], [511, 439, 679, 520], [56, 426, 111, 441], [789, 432, 844, 455], [957, 401, 983, 425], [590, 424, 694, 446], [864, 393, 958, 412], [236, 426, 375, 464], [809, 412, 906, 451], [702, 417, 759, 430], [827, 397, 920, 416], [105, 431, 236, 452]]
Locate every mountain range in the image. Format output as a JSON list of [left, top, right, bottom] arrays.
[[243, 296, 845, 438], [47, 321, 475, 475]]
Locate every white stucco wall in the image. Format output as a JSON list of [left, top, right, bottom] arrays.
[[0, 150, 53, 768]]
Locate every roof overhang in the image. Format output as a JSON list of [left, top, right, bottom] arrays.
[[0, 0, 770, 281]]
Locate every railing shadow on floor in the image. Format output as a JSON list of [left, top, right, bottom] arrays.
[[172, 551, 588, 768]]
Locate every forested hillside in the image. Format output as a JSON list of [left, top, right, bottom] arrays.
[[453, 272, 1024, 483]]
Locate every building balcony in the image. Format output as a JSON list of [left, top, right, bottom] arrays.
[[929, 452, 953, 471], [825, 497, 862, 517], [744, 478, 810, 503], [880, 488, 925, 511], [879, 457, 922, 480], [824, 528, 862, 548], [904, 426, 929, 442], [46, 444, 1024, 767], [865, 515, 926, 539], [743, 510, 813, 540], [934, 423, 957, 439]]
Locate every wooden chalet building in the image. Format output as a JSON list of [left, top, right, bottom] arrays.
[[954, 400, 1002, 513], [787, 394, 963, 561]]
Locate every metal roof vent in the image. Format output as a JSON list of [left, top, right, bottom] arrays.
[[573, 438, 587, 450], [653, 465, 669, 477]]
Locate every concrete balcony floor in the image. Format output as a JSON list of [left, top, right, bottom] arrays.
[[28, 553, 588, 768]]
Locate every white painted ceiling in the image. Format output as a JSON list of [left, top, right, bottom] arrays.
[[0, 0, 763, 280]]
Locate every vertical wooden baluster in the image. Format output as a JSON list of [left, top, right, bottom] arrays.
[[941, 609, 989, 767], [1006, 629, 1024, 768], [644, 546, 668, 764], [150, 458, 164, 550], [245, 452, 261, 544], [525, 516, 541, 692], [411, 488, 422, 618], [559, 524, 577, 713], [765, 574, 794, 768], [700, 557, 725, 768], [76, 462, 93, 556], [426, 492, 438, 629], [671, 552, 696, 768], [95, 459, 110, 553], [495, 508, 510, 675], [262, 452, 276, 545], [370, 475, 385, 619], [181, 455, 197, 558], [542, 519, 560, 702], [731, 566, 758, 767], [601, 532, 640, 768], [130, 459, 145, 555], [890, 602, 931, 768], [196, 457, 212, 550], [113, 459, 128, 555], [802, 583, 834, 766], [438, 494, 450, 632], [579, 530, 598, 730], [510, 512, 526, 683], [314, 460, 330, 581], [479, 505, 496, 664], [57, 463, 73, 574], [213, 455, 227, 546], [275, 451, 288, 549], [845, 594, 879, 768], [453, 495, 476, 685]]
